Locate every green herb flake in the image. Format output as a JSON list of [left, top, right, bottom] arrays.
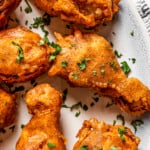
[[25, 20, 28, 26], [72, 73, 79, 80], [48, 42, 62, 61], [21, 124, 25, 129], [130, 30, 134, 36], [105, 101, 114, 108], [129, 58, 136, 64], [110, 61, 117, 70], [12, 41, 24, 63], [20, 6, 22, 12], [100, 69, 105, 75], [82, 104, 88, 111], [30, 13, 51, 29], [113, 120, 116, 126], [77, 58, 91, 71], [71, 43, 76, 48], [118, 127, 126, 142], [110, 146, 118, 150], [61, 61, 68, 68], [62, 88, 68, 102], [79, 145, 88, 150], [24, 0, 32, 13], [117, 114, 125, 125], [131, 119, 144, 133], [75, 110, 81, 117], [47, 142, 56, 148], [92, 70, 97, 76], [121, 61, 131, 75], [70, 102, 82, 111], [9, 125, 15, 132], [114, 50, 123, 58]]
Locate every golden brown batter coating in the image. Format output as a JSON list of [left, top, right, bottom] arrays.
[[0, 26, 50, 84], [0, 0, 21, 28], [16, 84, 66, 150], [0, 88, 16, 129], [48, 30, 150, 115], [34, 0, 120, 28], [73, 118, 140, 150]]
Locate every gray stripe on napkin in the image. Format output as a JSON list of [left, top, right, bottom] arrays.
[[136, 0, 150, 35]]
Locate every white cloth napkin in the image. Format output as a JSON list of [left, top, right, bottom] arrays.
[[134, 0, 150, 36]]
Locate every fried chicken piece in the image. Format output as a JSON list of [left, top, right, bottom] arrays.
[[0, 26, 50, 84], [73, 118, 140, 150], [16, 84, 66, 150], [48, 30, 150, 115], [34, 0, 120, 28], [0, 0, 21, 29], [0, 88, 16, 129]]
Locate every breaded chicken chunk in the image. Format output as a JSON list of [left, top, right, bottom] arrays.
[[48, 30, 150, 115], [0, 88, 16, 129], [34, 0, 120, 28], [0, 0, 21, 28], [0, 26, 50, 84], [16, 84, 66, 150], [73, 118, 140, 150]]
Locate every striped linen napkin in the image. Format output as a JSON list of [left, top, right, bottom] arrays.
[[135, 0, 150, 36]]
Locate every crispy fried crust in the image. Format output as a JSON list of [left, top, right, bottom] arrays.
[[34, 0, 120, 28], [0, 0, 21, 28], [48, 30, 150, 115], [73, 118, 140, 150], [0, 88, 16, 128], [16, 84, 66, 150], [0, 26, 50, 84]]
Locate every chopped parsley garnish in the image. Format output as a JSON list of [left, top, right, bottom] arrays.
[[20, 6, 22, 12], [48, 42, 62, 61], [75, 110, 81, 117], [12, 41, 24, 63], [113, 120, 116, 126], [25, 20, 28, 26], [131, 119, 144, 133], [62, 102, 82, 110], [47, 142, 56, 148], [90, 102, 94, 107], [82, 104, 88, 111], [21, 124, 25, 129], [30, 13, 51, 29], [9, 125, 15, 132], [62, 88, 68, 102], [77, 58, 91, 71], [121, 61, 131, 75], [110, 61, 117, 70], [70, 102, 82, 111], [79, 145, 88, 150], [105, 101, 114, 108], [72, 73, 79, 79], [92, 70, 97, 76], [130, 30, 134, 36], [100, 69, 105, 75], [114, 50, 123, 58], [12, 86, 25, 92], [61, 61, 68, 67], [118, 127, 126, 142], [129, 58, 136, 64], [71, 43, 76, 48], [111, 146, 118, 150], [117, 114, 125, 125], [24, 0, 32, 13]]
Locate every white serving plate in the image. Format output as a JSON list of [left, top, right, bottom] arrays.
[[0, 0, 150, 149]]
